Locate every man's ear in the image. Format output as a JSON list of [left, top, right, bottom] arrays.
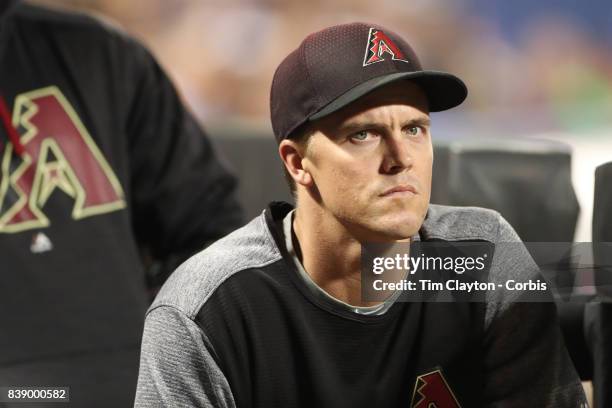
[[278, 139, 313, 188]]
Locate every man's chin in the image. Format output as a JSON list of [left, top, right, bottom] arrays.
[[357, 231, 414, 243], [375, 214, 423, 240], [358, 220, 421, 242]]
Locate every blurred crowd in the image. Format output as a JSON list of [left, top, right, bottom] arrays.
[[32, 0, 612, 135]]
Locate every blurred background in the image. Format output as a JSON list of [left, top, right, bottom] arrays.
[[24, 1, 612, 404], [31, 0, 612, 241]]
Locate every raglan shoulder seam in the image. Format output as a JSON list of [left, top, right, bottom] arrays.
[[150, 255, 284, 320], [149, 213, 284, 319]]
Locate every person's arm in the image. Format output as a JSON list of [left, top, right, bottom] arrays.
[[122, 38, 244, 286], [482, 215, 587, 407], [135, 305, 237, 407]]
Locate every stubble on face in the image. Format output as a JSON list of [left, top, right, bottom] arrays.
[[301, 81, 432, 242]]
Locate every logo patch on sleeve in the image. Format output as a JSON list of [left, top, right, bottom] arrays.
[[410, 369, 461, 408]]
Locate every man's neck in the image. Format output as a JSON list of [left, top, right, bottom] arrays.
[[293, 199, 380, 307]]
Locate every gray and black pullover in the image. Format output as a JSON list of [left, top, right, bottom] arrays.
[[135, 202, 586, 407]]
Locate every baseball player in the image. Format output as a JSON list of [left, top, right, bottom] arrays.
[[0, 1, 243, 406], [135, 22, 586, 407]]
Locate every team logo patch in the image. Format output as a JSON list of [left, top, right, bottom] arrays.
[[410, 369, 461, 408], [363, 28, 409, 66], [0, 86, 125, 234]]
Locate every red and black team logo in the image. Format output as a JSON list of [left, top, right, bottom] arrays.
[[0, 86, 125, 234], [411, 369, 462, 408], [363, 28, 409, 66]]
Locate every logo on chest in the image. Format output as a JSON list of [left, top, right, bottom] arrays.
[[410, 369, 461, 408]]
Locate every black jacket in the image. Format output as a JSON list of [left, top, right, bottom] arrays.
[[0, 1, 242, 406]]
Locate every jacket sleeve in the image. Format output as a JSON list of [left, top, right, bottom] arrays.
[[135, 305, 237, 408], [122, 39, 244, 284], [482, 214, 588, 407]]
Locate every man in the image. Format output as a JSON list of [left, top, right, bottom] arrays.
[[135, 23, 586, 407], [0, 1, 242, 406]]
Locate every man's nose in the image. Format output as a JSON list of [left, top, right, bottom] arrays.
[[381, 133, 413, 174]]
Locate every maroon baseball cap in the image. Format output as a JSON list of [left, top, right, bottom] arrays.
[[270, 22, 467, 142]]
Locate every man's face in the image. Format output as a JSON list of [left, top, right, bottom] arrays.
[[302, 81, 432, 242]]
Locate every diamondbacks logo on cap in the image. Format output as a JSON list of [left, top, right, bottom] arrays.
[[410, 369, 462, 408], [363, 28, 409, 66]]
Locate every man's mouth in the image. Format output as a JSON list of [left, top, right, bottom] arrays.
[[380, 184, 418, 197]]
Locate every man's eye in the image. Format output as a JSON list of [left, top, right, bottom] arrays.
[[350, 130, 372, 141], [406, 126, 421, 136]]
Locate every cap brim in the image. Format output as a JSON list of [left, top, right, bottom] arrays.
[[309, 71, 467, 121]]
